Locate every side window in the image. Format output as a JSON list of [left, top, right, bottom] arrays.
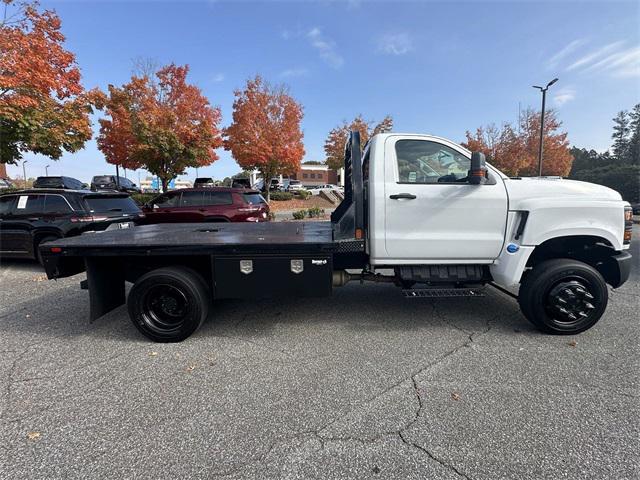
[[180, 191, 204, 207], [205, 191, 233, 206], [44, 195, 72, 214], [0, 196, 16, 216], [15, 195, 44, 214], [395, 140, 471, 184], [154, 193, 180, 208]]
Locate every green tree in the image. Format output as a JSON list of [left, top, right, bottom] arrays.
[[569, 147, 613, 176], [627, 104, 640, 166], [611, 110, 630, 161]]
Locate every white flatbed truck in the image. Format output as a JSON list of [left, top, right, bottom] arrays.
[[41, 132, 633, 342]]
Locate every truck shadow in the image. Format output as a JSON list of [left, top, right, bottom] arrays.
[[0, 280, 533, 343], [201, 283, 531, 340]]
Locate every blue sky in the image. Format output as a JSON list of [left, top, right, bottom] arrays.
[[7, 0, 640, 183]]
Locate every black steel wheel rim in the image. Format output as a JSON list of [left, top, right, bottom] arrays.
[[141, 284, 190, 334], [544, 276, 598, 327]]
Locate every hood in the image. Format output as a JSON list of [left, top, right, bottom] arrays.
[[504, 177, 622, 209]]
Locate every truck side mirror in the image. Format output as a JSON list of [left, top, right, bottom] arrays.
[[469, 152, 488, 185]]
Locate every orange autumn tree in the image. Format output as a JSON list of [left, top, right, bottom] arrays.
[[324, 115, 393, 170], [463, 108, 573, 177], [98, 64, 222, 192], [224, 76, 304, 201], [0, 0, 103, 165]]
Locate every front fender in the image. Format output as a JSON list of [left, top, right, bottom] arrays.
[[518, 200, 625, 251]]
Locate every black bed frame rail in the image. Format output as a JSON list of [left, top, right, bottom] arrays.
[[331, 131, 364, 241]]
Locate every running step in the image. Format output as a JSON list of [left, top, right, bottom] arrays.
[[402, 288, 485, 298]]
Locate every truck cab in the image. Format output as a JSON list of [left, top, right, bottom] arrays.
[[362, 133, 630, 284]]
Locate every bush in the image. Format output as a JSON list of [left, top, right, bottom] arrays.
[[307, 206, 325, 218], [292, 210, 306, 220], [131, 193, 156, 205], [270, 191, 294, 201], [570, 164, 640, 203], [295, 189, 311, 200]]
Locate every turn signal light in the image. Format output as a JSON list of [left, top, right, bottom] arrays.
[[624, 206, 633, 245]]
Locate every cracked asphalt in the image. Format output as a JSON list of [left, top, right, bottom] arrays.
[[1, 227, 638, 479]]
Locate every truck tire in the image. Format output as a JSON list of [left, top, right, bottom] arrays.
[[518, 259, 608, 335], [127, 267, 211, 342]]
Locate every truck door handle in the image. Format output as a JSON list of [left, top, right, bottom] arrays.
[[389, 193, 416, 200]]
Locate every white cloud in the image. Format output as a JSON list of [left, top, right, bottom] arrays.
[[585, 46, 640, 78], [306, 27, 344, 69], [377, 33, 413, 56], [280, 67, 309, 78], [547, 39, 587, 68], [566, 41, 625, 71], [553, 87, 576, 106], [211, 73, 225, 83]]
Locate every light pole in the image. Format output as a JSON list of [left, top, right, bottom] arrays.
[[45, 164, 50, 176], [22, 160, 28, 187], [532, 78, 558, 176]]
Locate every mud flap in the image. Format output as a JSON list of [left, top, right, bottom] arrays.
[[85, 257, 125, 322]]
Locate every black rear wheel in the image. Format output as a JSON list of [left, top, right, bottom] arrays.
[[127, 267, 210, 342], [518, 259, 608, 335]]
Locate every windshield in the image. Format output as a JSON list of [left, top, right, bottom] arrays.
[[84, 196, 141, 214]]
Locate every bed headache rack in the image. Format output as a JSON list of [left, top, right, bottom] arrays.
[[331, 130, 364, 241]]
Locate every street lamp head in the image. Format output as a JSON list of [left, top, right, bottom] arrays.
[[532, 85, 543, 90], [547, 78, 559, 87]]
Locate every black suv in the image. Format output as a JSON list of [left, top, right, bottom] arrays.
[[0, 189, 144, 264], [33, 176, 86, 190], [91, 175, 141, 193]]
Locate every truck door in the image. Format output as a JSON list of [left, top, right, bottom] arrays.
[[383, 136, 508, 261]]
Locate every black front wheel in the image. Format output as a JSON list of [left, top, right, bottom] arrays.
[[518, 259, 608, 335], [127, 267, 211, 342]]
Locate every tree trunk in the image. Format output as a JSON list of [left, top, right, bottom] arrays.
[[263, 174, 272, 202], [161, 177, 169, 193]]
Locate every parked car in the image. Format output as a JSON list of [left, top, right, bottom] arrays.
[[140, 187, 269, 224], [231, 178, 252, 189], [0, 178, 14, 191], [286, 180, 304, 192], [91, 175, 141, 194], [194, 177, 215, 188], [0, 189, 144, 264], [268, 179, 281, 191], [33, 176, 85, 190], [309, 184, 342, 195]]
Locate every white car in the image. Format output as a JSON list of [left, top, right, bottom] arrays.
[[287, 180, 305, 192], [309, 184, 342, 195]]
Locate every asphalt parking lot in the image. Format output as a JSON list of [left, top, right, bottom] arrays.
[[1, 227, 638, 479]]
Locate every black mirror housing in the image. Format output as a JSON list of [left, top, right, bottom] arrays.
[[469, 152, 488, 185]]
